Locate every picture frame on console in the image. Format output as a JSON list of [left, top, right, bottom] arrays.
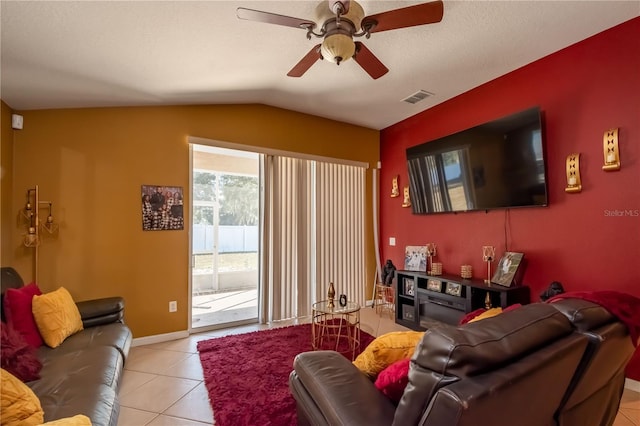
[[427, 279, 442, 292], [491, 252, 524, 287], [445, 282, 462, 297], [403, 277, 415, 296], [404, 245, 428, 272]]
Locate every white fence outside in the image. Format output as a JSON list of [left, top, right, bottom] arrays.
[[193, 225, 258, 254]]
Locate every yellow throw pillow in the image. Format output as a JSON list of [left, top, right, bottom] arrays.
[[32, 287, 84, 348], [353, 331, 424, 379], [41, 414, 92, 425], [0, 368, 44, 426], [468, 307, 503, 323]]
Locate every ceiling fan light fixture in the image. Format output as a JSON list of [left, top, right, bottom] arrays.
[[321, 33, 355, 64]]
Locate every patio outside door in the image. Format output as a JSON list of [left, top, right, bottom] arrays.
[[191, 145, 259, 330]]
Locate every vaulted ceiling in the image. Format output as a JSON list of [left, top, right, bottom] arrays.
[[1, 1, 637, 130]]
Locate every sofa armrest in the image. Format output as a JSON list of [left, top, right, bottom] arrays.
[[76, 297, 125, 328], [290, 351, 395, 426]]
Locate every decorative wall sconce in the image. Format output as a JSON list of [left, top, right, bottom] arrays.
[[401, 186, 411, 208], [602, 128, 620, 171], [391, 175, 399, 198], [482, 246, 495, 284], [565, 153, 582, 193], [20, 185, 59, 283]]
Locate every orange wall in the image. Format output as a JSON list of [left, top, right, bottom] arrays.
[[1, 101, 15, 265], [4, 104, 379, 337]]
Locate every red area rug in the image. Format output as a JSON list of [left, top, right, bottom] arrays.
[[197, 323, 375, 426]]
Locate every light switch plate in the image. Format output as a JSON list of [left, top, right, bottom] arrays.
[[389, 237, 396, 246]]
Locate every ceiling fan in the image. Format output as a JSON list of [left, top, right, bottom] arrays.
[[237, 0, 444, 79]]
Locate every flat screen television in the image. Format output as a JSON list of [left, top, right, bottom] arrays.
[[406, 107, 547, 214]]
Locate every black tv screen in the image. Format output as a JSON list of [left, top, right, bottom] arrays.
[[406, 107, 547, 214]]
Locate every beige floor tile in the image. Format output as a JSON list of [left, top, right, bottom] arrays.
[[146, 414, 212, 426], [163, 382, 214, 424], [376, 317, 410, 337], [126, 347, 193, 375], [161, 353, 204, 381], [614, 411, 637, 426], [119, 370, 157, 397], [620, 390, 640, 410], [620, 408, 639, 425], [117, 406, 158, 426], [119, 375, 200, 413], [145, 335, 212, 354]]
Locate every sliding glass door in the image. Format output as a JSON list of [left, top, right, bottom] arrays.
[[191, 145, 259, 330]]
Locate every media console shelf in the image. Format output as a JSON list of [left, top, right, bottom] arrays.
[[395, 270, 530, 330]]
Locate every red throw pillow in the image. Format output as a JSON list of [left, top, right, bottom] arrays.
[[374, 357, 411, 403], [459, 308, 487, 325], [503, 303, 522, 313], [0, 321, 42, 382], [3, 283, 44, 348]]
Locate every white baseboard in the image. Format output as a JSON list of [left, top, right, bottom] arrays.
[[625, 378, 640, 393], [365, 299, 374, 307], [131, 330, 189, 347]]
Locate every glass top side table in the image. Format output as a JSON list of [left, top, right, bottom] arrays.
[[311, 300, 361, 360]]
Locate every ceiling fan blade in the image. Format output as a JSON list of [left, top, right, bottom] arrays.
[[287, 44, 323, 77], [353, 42, 389, 79], [237, 7, 316, 30], [363, 0, 443, 33]]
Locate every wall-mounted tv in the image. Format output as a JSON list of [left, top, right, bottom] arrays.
[[406, 107, 547, 214]]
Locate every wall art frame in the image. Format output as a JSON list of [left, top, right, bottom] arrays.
[[141, 185, 184, 231]]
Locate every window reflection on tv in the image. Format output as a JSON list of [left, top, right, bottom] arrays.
[[406, 107, 548, 214]]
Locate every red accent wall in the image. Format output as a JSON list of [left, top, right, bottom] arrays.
[[380, 18, 640, 379]]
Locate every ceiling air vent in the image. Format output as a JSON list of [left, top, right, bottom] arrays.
[[402, 90, 433, 104]]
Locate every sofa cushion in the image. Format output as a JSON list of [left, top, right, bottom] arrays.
[[3, 283, 44, 348], [32, 287, 84, 348], [0, 321, 42, 381], [1, 368, 45, 426], [30, 345, 124, 425], [374, 357, 411, 403], [353, 331, 424, 379], [42, 322, 132, 361]]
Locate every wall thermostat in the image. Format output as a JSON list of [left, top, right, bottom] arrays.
[[11, 114, 23, 130]]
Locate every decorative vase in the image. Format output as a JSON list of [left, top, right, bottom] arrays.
[[327, 282, 335, 309]]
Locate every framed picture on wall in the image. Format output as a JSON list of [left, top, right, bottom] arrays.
[[141, 185, 184, 231]]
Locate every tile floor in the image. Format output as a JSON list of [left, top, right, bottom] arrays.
[[117, 307, 640, 425]]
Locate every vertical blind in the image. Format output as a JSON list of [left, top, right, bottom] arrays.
[[260, 155, 366, 323], [314, 161, 366, 306]]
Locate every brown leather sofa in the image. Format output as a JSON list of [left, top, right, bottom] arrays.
[[1, 267, 132, 426], [289, 300, 635, 426]]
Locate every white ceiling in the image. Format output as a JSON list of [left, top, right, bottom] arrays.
[[1, 1, 638, 130]]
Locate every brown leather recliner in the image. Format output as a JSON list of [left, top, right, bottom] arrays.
[[551, 298, 634, 426], [289, 300, 634, 426]]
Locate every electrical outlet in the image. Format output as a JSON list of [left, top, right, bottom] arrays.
[[169, 301, 177, 312], [389, 237, 396, 246]]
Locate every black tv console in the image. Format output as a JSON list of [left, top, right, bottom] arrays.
[[395, 270, 530, 330]]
